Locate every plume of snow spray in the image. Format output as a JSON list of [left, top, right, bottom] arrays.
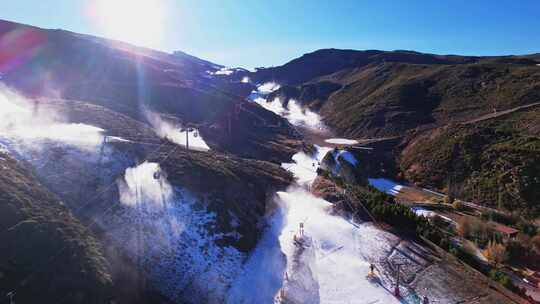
[[117, 161, 173, 210], [248, 82, 325, 130], [144, 110, 210, 151], [0, 85, 104, 150]]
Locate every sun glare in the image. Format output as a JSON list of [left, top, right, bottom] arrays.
[[88, 0, 166, 48]]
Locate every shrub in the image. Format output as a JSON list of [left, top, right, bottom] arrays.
[[484, 241, 507, 266], [489, 269, 518, 292], [452, 200, 463, 210]]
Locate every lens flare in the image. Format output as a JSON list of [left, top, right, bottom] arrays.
[[87, 0, 166, 48]]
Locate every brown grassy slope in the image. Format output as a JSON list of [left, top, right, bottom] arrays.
[[0, 152, 112, 304], [152, 148, 293, 251], [320, 62, 540, 138]]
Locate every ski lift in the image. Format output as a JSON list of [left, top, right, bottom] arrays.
[[193, 130, 199, 138], [153, 171, 161, 180]]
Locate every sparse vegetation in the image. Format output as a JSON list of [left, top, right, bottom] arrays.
[[484, 241, 508, 266], [0, 152, 112, 304]]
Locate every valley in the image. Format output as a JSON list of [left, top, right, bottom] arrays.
[[0, 18, 539, 304]]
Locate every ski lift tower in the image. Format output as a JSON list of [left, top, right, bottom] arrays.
[[180, 123, 197, 151]]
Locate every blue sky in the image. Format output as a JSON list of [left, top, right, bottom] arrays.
[[1, 0, 539, 69]]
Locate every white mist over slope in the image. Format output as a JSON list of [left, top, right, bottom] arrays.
[[145, 111, 210, 151], [0, 86, 105, 150], [248, 82, 325, 130], [255, 97, 323, 130], [118, 161, 173, 209]]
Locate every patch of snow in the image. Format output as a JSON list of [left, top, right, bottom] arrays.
[[412, 207, 437, 218], [412, 207, 455, 224], [241, 76, 250, 83], [107, 136, 132, 143], [335, 149, 358, 166], [213, 67, 234, 75], [325, 138, 359, 145], [257, 82, 281, 94], [368, 178, 404, 196]]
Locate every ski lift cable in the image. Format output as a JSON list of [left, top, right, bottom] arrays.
[[10, 139, 179, 293]]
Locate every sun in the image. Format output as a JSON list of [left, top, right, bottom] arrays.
[[88, 0, 166, 48]]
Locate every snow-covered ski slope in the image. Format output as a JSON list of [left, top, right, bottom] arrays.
[[277, 188, 402, 304], [275, 147, 403, 304], [235, 83, 420, 303]]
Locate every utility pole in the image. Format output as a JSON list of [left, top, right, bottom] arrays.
[[6, 291, 15, 304], [185, 128, 189, 150], [394, 263, 403, 297]]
